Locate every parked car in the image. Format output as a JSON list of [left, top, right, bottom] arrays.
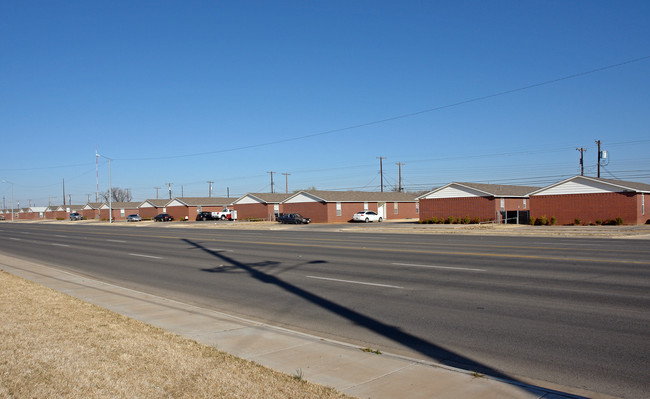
[[153, 213, 174, 222], [352, 210, 382, 223], [196, 211, 218, 221], [69, 212, 83, 221], [0, 215, 5, 221], [126, 214, 142, 222], [277, 213, 311, 224]]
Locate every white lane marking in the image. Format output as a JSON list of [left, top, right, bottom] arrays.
[[9, 237, 20, 241], [55, 235, 68, 238], [107, 239, 127, 243], [393, 263, 486, 272], [306, 275, 404, 289], [129, 253, 162, 259], [52, 243, 70, 247], [21, 232, 30, 234]]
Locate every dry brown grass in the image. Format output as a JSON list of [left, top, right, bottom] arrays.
[[0, 271, 354, 398]]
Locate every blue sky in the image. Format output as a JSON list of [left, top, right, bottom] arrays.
[[1, 1, 649, 206]]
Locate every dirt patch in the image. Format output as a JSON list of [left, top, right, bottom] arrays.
[[0, 271, 353, 399]]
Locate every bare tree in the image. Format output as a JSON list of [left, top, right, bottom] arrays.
[[100, 187, 132, 203]]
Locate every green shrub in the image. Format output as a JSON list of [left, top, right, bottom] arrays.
[[446, 216, 455, 224], [535, 215, 548, 226], [56, 217, 64, 220], [529, 217, 536, 226], [595, 219, 603, 225], [615, 217, 623, 225], [471, 217, 480, 224], [462, 216, 470, 224], [550, 217, 557, 225], [574, 218, 581, 226]]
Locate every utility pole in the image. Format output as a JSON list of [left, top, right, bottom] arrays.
[[181, 185, 184, 197], [377, 157, 387, 192], [282, 173, 290, 194], [595, 140, 601, 178], [28, 199, 32, 208], [87, 194, 91, 203], [68, 194, 72, 205], [207, 181, 214, 197], [166, 182, 173, 199], [227, 187, 230, 198], [267, 171, 275, 193], [62, 178, 66, 206], [395, 162, 405, 192], [576, 147, 587, 176], [154, 187, 160, 199]]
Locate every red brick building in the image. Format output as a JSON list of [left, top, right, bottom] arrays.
[[82, 203, 103, 220], [137, 199, 170, 219], [530, 176, 650, 225], [417, 182, 539, 224], [165, 197, 234, 221], [232, 193, 291, 221], [281, 190, 419, 223], [100, 202, 141, 221]]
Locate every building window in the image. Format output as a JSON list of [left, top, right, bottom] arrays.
[[642, 194, 645, 215], [336, 202, 341, 216], [364, 202, 368, 211], [197, 205, 202, 213], [394, 202, 398, 215], [120, 209, 125, 216], [416, 202, 419, 214], [500, 198, 505, 210], [523, 199, 527, 209]]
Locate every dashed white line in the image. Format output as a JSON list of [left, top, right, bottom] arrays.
[[393, 263, 485, 272], [9, 237, 20, 241], [55, 235, 68, 238], [52, 243, 70, 247], [107, 239, 127, 243], [129, 253, 162, 259], [306, 276, 404, 289]]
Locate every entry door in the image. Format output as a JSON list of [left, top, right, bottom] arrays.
[[377, 203, 386, 219]]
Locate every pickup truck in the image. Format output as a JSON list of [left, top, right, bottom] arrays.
[[196, 209, 237, 221]]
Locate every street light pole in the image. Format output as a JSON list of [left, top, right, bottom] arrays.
[[1, 180, 14, 222], [96, 154, 113, 223]]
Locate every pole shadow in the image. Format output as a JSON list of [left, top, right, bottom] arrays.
[[183, 238, 586, 398]]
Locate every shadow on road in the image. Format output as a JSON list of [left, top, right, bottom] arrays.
[[184, 238, 582, 398]]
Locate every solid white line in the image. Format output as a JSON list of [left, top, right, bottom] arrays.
[[107, 239, 127, 243], [55, 235, 68, 238], [306, 275, 404, 289], [9, 237, 20, 241], [129, 253, 162, 259], [51, 243, 70, 247], [393, 263, 486, 272]]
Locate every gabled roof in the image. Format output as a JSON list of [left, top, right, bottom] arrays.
[[84, 202, 104, 210], [100, 201, 141, 209], [417, 182, 539, 200], [55, 205, 84, 211], [530, 175, 650, 196], [285, 190, 419, 203], [168, 197, 234, 207], [233, 193, 292, 205], [138, 199, 170, 208]]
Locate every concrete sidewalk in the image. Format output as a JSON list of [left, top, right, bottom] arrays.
[[1, 254, 601, 399]]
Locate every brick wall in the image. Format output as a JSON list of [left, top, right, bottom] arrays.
[[530, 192, 640, 225], [234, 203, 274, 220], [419, 197, 497, 221], [282, 202, 328, 223]]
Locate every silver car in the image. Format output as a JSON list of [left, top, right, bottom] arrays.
[[126, 214, 142, 222], [69, 212, 83, 221]]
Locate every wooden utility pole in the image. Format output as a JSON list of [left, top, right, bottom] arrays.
[[282, 173, 290, 194], [166, 182, 173, 199], [62, 179, 66, 206], [207, 181, 214, 197], [377, 157, 387, 192], [154, 187, 160, 199], [595, 140, 601, 178], [576, 147, 587, 176], [396, 162, 405, 192], [267, 171, 275, 193]]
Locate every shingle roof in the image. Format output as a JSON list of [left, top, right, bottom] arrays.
[[301, 190, 419, 202], [455, 182, 540, 197], [103, 201, 141, 208], [139, 199, 170, 207], [172, 197, 234, 206], [593, 177, 650, 192], [240, 193, 292, 204]]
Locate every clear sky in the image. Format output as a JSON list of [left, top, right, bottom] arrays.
[[1, 1, 649, 206]]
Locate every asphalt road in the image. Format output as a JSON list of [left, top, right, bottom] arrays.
[[1, 223, 648, 398]]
